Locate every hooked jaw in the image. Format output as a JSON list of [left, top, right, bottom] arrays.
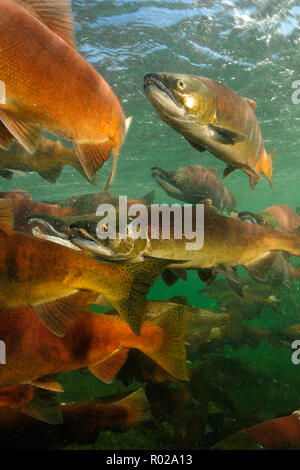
[[144, 73, 186, 121], [26, 215, 70, 239], [144, 73, 177, 103], [151, 166, 184, 199]]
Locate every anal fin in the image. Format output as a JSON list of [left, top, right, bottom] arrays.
[[244, 253, 278, 282], [74, 139, 113, 181], [36, 165, 64, 184], [89, 348, 129, 384]]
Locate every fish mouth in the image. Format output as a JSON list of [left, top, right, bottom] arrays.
[[69, 235, 128, 262], [151, 166, 184, 199], [32, 226, 81, 251], [69, 235, 113, 258], [144, 73, 177, 104], [144, 72, 189, 123], [237, 211, 261, 225], [26, 215, 69, 239], [68, 224, 98, 243]]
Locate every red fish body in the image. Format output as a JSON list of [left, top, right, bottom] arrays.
[[0, 0, 127, 186], [213, 409, 300, 450], [0, 190, 75, 233], [0, 305, 187, 387], [0, 388, 151, 449], [263, 205, 300, 232]]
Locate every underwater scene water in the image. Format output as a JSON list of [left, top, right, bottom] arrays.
[[1, 0, 300, 451]]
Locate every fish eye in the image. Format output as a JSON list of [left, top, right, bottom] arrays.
[[177, 79, 185, 91], [100, 224, 109, 233]]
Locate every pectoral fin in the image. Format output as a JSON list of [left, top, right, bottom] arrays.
[[32, 291, 92, 336], [208, 125, 246, 145], [30, 375, 63, 392], [0, 109, 42, 155], [0, 168, 26, 177]]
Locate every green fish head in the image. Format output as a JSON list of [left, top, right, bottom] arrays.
[[144, 72, 213, 123], [151, 166, 190, 201]]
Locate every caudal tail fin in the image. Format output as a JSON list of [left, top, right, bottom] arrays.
[[251, 150, 275, 191], [262, 150, 276, 192], [142, 305, 188, 382], [114, 388, 153, 427]]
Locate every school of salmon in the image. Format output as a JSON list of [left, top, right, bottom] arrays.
[[0, 0, 300, 451]]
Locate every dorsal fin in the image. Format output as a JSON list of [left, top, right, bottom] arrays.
[[15, 0, 76, 49], [0, 199, 14, 234], [244, 97, 257, 111]]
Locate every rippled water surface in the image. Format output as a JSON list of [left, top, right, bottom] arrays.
[[3, 0, 299, 210]]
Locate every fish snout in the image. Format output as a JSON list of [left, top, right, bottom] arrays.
[[144, 72, 163, 89], [151, 166, 164, 177], [143, 73, 176, 103]]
